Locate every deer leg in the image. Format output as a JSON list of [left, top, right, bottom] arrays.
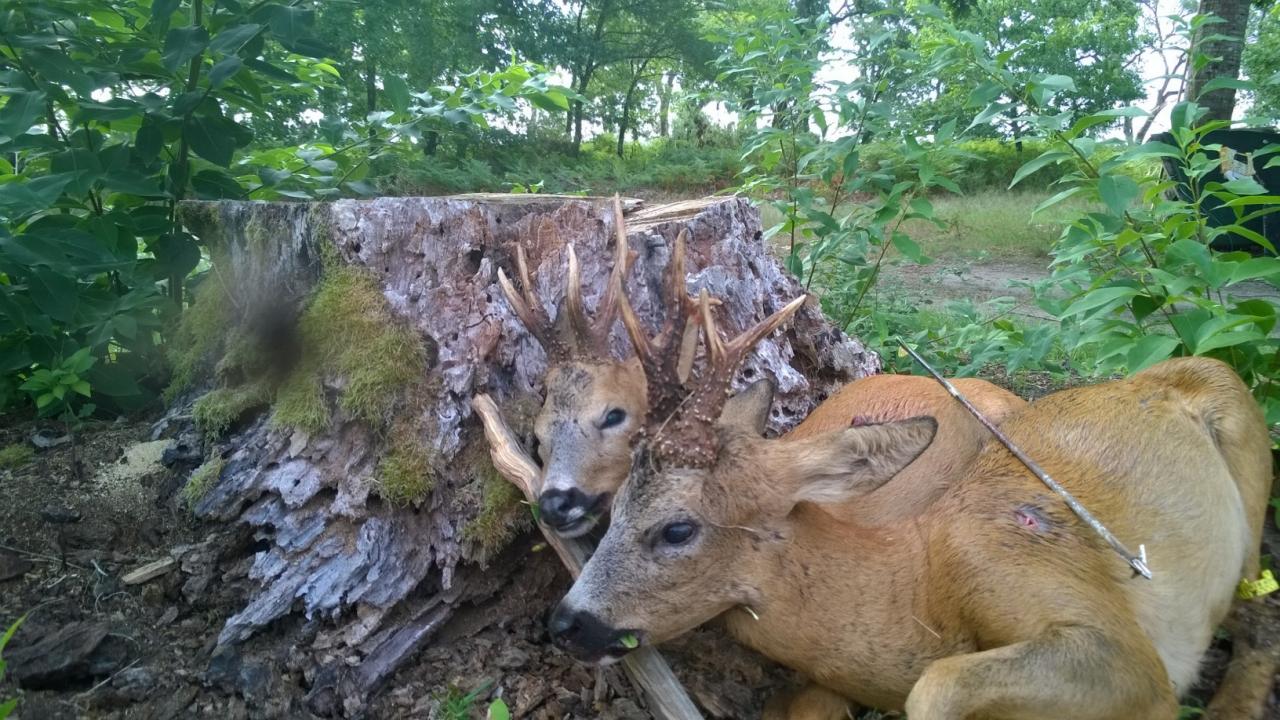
[[904, 626, 1178, 720], [762, 682, 853, 720], [1207, 600, 1280, 720]]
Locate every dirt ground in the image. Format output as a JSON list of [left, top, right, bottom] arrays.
[[1, 410, 1278, 720], [0, 416, 795, 720]]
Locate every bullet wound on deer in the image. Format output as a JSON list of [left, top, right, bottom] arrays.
[[897, 339, 1154, 580]]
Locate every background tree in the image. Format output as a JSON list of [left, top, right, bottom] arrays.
[[907, 0, 1145, 140], [1187, 0, 1252, 120]]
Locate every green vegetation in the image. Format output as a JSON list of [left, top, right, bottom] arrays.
[[164, 274, 233, 402], [463, 456, 532, 565], [271, 366, 329, 434], [192, 382, 270, 439], [0, 444, 34, 471], [183, 455, 225, 508], [293, 264, 427, 425], [0, 615, 24, 719], [376, 426, 437, 507]]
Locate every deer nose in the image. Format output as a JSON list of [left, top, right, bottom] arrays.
[[548, 602, 625, 657], [539, 487, 588, 528]]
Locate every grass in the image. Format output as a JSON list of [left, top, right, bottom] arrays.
[[759, 189, 1089, 263], [271, 365, 329, 434], [193, 382, 270, 439], [0, 444, 34, 471], [462, 454, 531, 565], [183, 455, 225, 508], [165, 272, 233, 402]]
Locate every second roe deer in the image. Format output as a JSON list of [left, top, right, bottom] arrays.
[[499, 198, 1025, 535]]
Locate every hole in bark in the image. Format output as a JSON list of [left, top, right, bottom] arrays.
[[742, 367, 756, 379], [465, 248, 484, 275], [350, 242, 362, 254]]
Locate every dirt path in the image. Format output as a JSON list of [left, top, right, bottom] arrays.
[[881, 257, 1280, 324]]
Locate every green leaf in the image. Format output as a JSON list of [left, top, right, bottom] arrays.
[[528, 90, 570, 112], [0, 90, 47, 141], [891, 232, 928, 263], [27, 48, 98, 97], [1196, 77, 1254, 97], [162, 27, 210, 73], [208, 23, 262, 55], [619, 633, 639, 649], [383, 75, 411, 114], [1031, 186, 1084, 217], [28, 267, 78, 323], [149, 232, 201, 280], [1009, 150, 1069, 189], [966, 101, 1015, 131], [1097, 175, 1138, 216], [208, 57, 243, 88], [191, 169, 245, 199], [135, 116, 164, 161], [487, 699, 511, 720], [265, 5, 315, 41], [36, 392, 54, 409], [151, 0, 181, 24], [1219, 178, 1267, 196], [72, 380, 92, 397], [102, 170, 166, 197], [0, 173, 75, 219], [1060, 286, 1139, 318], [1126, 335, 1179, 372], [184, 115, 238, 167]]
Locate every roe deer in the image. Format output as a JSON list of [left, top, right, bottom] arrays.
[[500, 198, 1025, 536], [550, 289, 1271, 720]]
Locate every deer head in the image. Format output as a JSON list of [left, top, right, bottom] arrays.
[[548, 291, 937, 663], [498, 197, 699, 537]]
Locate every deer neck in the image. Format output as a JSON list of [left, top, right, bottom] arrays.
[[722, 503, 962, 708]]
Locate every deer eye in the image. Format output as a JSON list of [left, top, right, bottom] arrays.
[[660, 521, 697, 546], [600, 408, 627, 429]]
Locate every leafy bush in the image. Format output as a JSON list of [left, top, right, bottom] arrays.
[[0, 1, 567, 420], [0, 615, 23, 718], [932, 12, 1280, 431]]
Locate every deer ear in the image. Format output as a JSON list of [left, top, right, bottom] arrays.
[[719, 378, 775, 435], [783, 417, 937, 505]]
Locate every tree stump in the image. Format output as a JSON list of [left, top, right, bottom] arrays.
[[167, 194, 880, 717]]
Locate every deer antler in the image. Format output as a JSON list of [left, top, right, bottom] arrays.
[[498, 196, 633, 363], [564, 195, 632, 357], [650, 290, 808, 469], [618, 227, 699, 422]]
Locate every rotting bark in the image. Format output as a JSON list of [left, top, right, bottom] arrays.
[[166, 194, 880, 717]]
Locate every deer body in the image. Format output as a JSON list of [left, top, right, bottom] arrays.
[[555, 351, 1270, 719]]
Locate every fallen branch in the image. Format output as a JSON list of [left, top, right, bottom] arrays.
[[471, 393, 705, 720]]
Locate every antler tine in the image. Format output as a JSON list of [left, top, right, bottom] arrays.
[[652, 292, 808, 469], [514, 244, 540, 313], [584, 195, 634, 353], [564, 244, 593, 349], [499, 238, 571, 362]]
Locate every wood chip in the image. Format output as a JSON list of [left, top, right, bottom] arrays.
[[122, 557, 177, 585]]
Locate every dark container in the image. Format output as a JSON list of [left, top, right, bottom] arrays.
[[1151, 127, 1280, 254]]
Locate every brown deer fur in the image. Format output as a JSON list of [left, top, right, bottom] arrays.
[[554, 356, 1271, 719]]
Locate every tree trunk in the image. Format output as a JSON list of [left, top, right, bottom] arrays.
[[618, 61, 649, 158], [1188, 0, 1250, 122], [363, 55, 377, 140], [169, 195, 880, 718], [658, 72, 674, 137]]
